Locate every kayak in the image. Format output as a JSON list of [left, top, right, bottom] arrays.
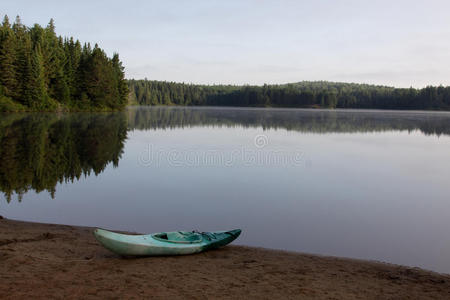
[[93, 228, 241, 256]]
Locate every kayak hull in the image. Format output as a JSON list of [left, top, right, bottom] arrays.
[[93, 228, 241, 256]]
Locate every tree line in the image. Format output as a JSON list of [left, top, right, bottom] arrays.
[[0, 15, 128, 112], [128, 80, 450, 110]]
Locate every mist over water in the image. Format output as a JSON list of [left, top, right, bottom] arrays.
[[2, 106, 450, 273]]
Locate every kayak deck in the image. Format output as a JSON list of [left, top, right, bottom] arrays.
[[152, 231, 204, 244]]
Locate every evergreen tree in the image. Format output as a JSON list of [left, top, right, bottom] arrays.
[[12, 16, 29, 104], [112, 53, 129, 106], [29, 44, 49, 109], [128, 80, 450, 111], [0, 15, 128, 111], [0, 16, 18, 99], [18, 35, 34, 106], [83, 45, 119, 109]]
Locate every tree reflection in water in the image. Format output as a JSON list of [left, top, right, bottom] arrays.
[[3, 106, 450, 202], [0, 113, 127, 202]]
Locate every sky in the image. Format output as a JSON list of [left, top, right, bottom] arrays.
[[3, 0, 450, 87]]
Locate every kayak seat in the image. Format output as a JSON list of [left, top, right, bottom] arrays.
[[152, 231, 203, 244]]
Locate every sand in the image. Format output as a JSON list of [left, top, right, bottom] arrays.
[[0, 217, 449, 299]]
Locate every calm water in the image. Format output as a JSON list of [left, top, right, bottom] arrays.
[[2, 106, 450, 273]]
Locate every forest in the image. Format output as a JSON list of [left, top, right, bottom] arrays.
[[2, 15, 450, 112], [0, 15, 128, 112], [128, 80, 450, 111]]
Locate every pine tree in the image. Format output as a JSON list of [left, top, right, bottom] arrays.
[[0, 15, 129, 111], [51, 37, 70, 104], [18, 35, 33, 106], [13, 16, 30, 104], [29, 44, 48, 108], [82, 45, 119, 109], [0, 16, 18, 99], [112, 53, 129, 106]]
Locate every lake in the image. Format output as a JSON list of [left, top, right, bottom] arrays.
[[2, 106, 450, 273]]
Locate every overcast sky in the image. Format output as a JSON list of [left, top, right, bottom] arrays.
[[3, 0, 450, 87]]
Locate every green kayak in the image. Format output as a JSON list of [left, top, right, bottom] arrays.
[[93, 228, 241, 256]]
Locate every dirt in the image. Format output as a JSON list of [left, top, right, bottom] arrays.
[[1, 218, 449, 299]]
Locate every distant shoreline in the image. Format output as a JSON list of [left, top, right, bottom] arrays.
[[128, 80, 450, 111], [3, 104, 450, 113], [127, 104, 450, 113], [1, 217, 449, 298]]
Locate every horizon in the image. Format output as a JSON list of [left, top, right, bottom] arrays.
[[3, 0, 450, 88]]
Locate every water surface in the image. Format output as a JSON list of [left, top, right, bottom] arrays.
[[2, 106, 450, 273]]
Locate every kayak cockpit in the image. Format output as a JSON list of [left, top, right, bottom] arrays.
[[152, 231, 203, 244]]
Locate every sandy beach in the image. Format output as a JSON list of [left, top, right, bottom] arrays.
[[1, 217, 449, 299]]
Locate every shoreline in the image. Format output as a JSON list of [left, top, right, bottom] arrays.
[[1, 217, 449, 299], [128, 104, 450, 113], [3, 103, 450, 114]]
